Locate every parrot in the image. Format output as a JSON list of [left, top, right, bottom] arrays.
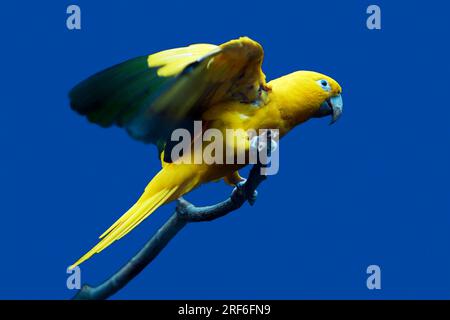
[[68, 37, 343, 269]]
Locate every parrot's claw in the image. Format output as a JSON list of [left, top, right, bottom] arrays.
[[234, 179, 258, 206], [248, 190, 258, 206], [250, 133, 278, 153]]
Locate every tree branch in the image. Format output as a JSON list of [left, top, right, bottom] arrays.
[[73, 133, 272, 300]]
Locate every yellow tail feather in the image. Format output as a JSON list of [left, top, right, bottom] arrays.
[[69, 186, 178, 269]]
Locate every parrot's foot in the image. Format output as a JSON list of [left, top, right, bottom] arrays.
[[250, 131, 278, 154], [233, 179, 258, 206]]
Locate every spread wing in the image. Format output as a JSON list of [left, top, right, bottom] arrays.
[[69, 37, 266, 147]]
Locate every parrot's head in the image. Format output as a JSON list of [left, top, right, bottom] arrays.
[[270, 71, 343, 126], [308, 72, 343, 124]]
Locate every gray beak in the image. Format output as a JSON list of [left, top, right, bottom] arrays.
[[315, 94, 344, 124], [329, 94, 343, 124]]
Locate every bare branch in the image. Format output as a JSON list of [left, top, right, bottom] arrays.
[[72, 132, 272, 300]]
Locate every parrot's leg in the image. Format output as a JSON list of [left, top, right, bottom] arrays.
[[224, 170, 245, 186], [235, 130, 277, 205], [234, 180, 258, 206], [224, 130, 277, 205], [249, 131, 278, 154], [224, 171, 257, 204]]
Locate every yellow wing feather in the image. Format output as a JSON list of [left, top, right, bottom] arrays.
[[148, 37, 267, 109], [148, 44, 219, 77]]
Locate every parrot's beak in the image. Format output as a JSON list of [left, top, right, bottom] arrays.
[[315, 94, 343, 124]]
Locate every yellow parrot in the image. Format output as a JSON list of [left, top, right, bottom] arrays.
[[69, 37, 343, 268]]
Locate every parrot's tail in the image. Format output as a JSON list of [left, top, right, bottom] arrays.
[[70, 164, 198, 269]]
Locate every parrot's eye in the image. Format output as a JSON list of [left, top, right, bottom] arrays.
[[317, 79, 331, 92]]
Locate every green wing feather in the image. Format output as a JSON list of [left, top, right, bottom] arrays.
[[69, 56, 175, 143], [69, 46, 219, 144], [69, 38, 265, 147]]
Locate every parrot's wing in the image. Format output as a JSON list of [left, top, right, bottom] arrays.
[[69, 37, 266, 146]]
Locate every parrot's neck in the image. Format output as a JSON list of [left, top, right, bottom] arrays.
[[268, 72, 321, 134]]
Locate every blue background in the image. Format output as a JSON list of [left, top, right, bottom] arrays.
[[0, 0, 449, 299]]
